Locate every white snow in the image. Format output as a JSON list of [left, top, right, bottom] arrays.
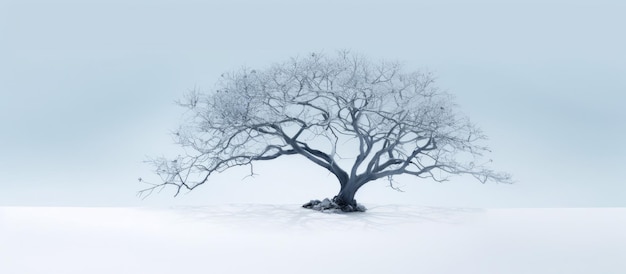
[[1, 205, 624, 274]]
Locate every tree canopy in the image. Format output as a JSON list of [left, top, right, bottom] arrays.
[[142, 51, 511, 211]]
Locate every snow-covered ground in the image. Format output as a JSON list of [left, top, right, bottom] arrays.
[[1, 205, 624, 274]]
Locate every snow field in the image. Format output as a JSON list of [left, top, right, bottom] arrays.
[[1, 205, 624, 274]]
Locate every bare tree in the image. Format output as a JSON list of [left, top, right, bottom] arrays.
[[142, 51, 511, 212]]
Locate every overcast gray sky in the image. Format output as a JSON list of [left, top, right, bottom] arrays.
[[1, 0, 624, 207]]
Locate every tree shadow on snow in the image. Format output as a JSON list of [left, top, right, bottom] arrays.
[[166, 204, 484, 232]]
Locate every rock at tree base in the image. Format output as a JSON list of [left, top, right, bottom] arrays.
[[302, 198, 367, 213], [355, 204, 367, 212]]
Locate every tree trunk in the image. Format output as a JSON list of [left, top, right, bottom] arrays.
[[333, 179, 363, 210]]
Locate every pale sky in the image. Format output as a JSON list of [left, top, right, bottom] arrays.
[[1, 0, 624, 207]]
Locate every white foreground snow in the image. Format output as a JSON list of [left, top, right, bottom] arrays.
[[1, 205, 625, 274]]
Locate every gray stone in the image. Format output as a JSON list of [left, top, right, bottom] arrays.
[[302, 199, 321, 208], [320, 198, 332, 209], [303, 197, 367, 213], [355, 204, 367, 212]]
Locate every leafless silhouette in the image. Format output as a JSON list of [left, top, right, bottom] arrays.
[[142, 51, 511, 211]]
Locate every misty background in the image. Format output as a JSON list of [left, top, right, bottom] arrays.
[[1, 0, 624, 207]]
